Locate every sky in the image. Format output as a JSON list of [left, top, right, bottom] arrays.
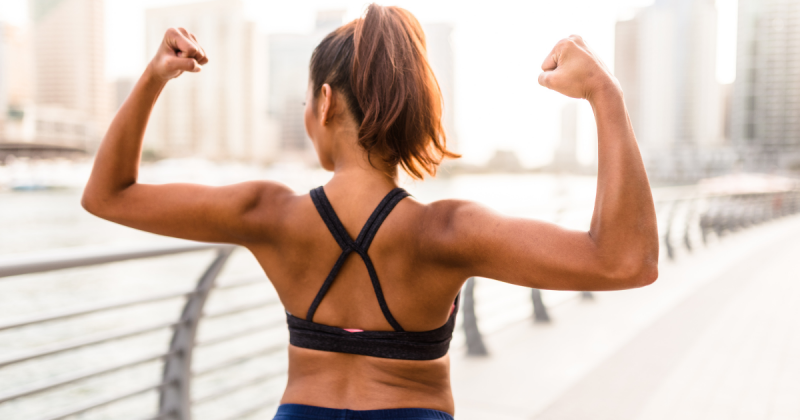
[[1, 0, 739, 166]]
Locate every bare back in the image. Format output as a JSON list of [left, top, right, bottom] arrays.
[[246, 184, 466, 413]]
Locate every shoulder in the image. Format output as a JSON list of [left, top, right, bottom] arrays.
[[420, 198, 499, 233], [415, 198, 500, 264], [228, 180, 300, 240], [223, 180, 296, 214]]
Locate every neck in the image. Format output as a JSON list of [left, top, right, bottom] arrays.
[[326, 129, 399, 193]]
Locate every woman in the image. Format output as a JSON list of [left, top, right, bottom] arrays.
[[82, 4, 658, 420]]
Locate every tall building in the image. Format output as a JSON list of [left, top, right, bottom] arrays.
[[111, 78, 135, 112], [552, 102, 580, 171], [731, 0, 800, 171], [267, 33, 318, 155], [0, 21, 19, 142], [615, 0, 724, 180], [547, 101, 597, 173], [29, 0, 106, 150], [145, 0, 275, 163], [267, 11, 344, 160], [424, 23, 458, 153]]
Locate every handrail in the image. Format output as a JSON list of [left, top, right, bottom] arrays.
[[159, 247, 233, 419], [0, 288, 195, 331], [0, 319, 180, 368], [32, 381, 172, 420], [0, 241, 232, 279], [195, 320, 284, 348], [191, 343, 286, 378], [0, 241, 283, 420], [202, 298, 280, 319], [192, 370, 285, 405], [0, 350, 173, 404]]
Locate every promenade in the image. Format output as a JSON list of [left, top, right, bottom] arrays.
[[451, 214, 800, 420]]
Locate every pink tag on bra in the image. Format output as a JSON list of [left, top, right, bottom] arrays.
[[344, 328, 363, 333]]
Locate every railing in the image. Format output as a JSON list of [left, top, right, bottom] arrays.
[[2, 185, 799, 418], [462, 185, 800, 355], [0, 242, 285, 420]]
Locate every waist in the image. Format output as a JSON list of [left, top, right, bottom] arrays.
[[274, 404, 454, 419], [283, 345, 454, 415]]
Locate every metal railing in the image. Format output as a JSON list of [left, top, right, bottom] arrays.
[[462, 185, 800, 355], [2, 185, 799, 417], [0, 242, 285, 420]]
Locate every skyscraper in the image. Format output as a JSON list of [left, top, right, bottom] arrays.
[[424, 23, 458, 153], [553, 102, 579, 171], [29, 0, 105, 150], [267, 11, 344, 161], [615, 0, 723, 180], [267, 33, 319, 155], [0, 24, 7, 141], [145, 0, 275, 163], [731, 0, 800, 171]]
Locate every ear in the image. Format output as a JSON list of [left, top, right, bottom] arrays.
[[319, 84, 333, 125]]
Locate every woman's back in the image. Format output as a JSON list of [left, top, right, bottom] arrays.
[[252, 180, 463, 412]]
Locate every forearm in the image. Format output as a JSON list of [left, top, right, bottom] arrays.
[[588, 85, 658, 278], [83, 65, 166, 205]]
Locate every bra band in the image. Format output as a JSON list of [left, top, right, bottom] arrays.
[[285, 186, 460, 360]]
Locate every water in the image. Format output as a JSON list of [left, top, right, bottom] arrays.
[[0, 161, 604, 419]]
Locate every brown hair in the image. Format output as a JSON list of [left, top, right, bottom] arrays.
[[309, 3, 459, 179]]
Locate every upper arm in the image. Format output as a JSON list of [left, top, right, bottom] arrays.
[[421, 200, 657, 291], [81, 180, 294, 245]]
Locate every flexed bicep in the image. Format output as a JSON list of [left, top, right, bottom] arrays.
[[83, 180, 293, 245], [426, 200, 655, 292], [82, 27, 293, 246]]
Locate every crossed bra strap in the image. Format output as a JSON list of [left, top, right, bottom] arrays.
[[307, 186, 411, 331], [286, 186, 460, 360]]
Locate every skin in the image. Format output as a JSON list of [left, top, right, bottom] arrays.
[[82, 28, 659, 415]]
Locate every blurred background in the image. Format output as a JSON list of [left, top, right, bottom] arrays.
[[1, 1, 799, 420]]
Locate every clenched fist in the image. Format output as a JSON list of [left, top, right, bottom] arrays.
[[538, 35, 620, 101], [148, 27, 209, 82]]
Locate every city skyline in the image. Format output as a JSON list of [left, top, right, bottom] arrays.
[[0, 0, 739, 167], [730, 0, 800, 172], [0, 0, 108, 152], [144, 0, 274, 163], [615, 0, 732, 181]]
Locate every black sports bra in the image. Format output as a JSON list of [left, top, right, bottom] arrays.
[[285, 186, 459, 360]]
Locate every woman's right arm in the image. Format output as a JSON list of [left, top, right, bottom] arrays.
[[426, 35, 659, 291]]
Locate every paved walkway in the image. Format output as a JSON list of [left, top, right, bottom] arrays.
[[450, 214, 800, 420]]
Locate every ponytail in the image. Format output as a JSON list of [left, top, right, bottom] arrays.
[[309, 3, 459, 179]]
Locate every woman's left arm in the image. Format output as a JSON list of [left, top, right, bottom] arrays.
[[82, 28, 291, 244]]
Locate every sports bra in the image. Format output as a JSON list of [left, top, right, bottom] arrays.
[[285, 186, 459, 361]]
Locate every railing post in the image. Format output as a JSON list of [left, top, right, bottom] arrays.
[[664, 201, 677, 260], [159, 246, 234, 420], [531, 289, 550, 323], [682, 199, 696, 252], [462, 277, 488, 356]]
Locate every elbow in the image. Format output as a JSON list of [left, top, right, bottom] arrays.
[[81, 190, 99, 216], [632, 260, 659, 287], [81, 188, 110, 218], [601, 256, 659, 289]]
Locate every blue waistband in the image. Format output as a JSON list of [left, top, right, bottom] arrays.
[[274, 403, 454, 420]]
